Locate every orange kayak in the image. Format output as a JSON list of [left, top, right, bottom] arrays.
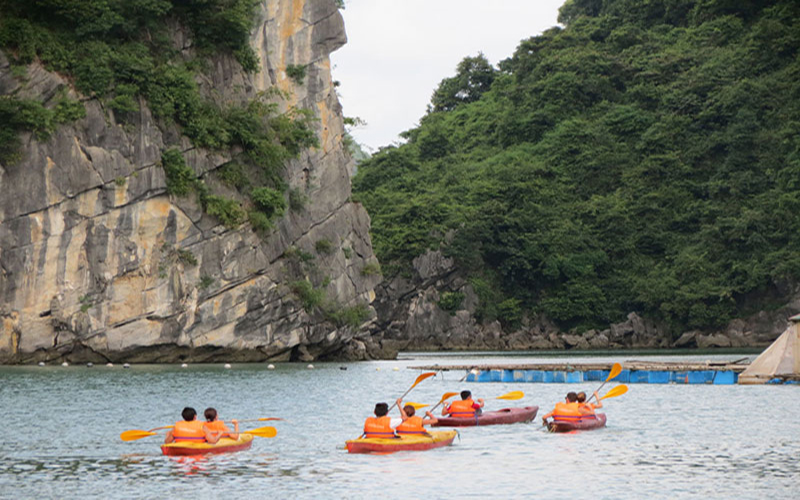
[[345, 430, 457, 454], [161, 434, 254, 456]]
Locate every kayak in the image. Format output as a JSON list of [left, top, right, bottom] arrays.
[[547, 413, 607, 433], [432, 406, 539, 427], [161, 434, 254, 456], [346, 430, 457, 454]]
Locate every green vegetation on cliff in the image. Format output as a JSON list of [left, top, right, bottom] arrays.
[[0, 0, 318, 230], [0, 94, 85, 163], [353, 0, 800, 334]]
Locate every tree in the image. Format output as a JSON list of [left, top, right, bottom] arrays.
[[430, 53, 497, 113]]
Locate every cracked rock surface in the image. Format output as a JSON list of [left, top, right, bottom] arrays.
[[0, 0, 382, 364]]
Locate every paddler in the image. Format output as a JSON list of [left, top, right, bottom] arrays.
[[541, 391, 577, 425], [395, 398, 438, 435], [164, 407, 214, 443], [203, 407, 239, 444], [363, 402, 398, 439], [442, 390, 484, 418], [576, 391, 602, 413]]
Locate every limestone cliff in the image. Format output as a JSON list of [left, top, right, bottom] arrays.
[[0, 0, 382, 363]]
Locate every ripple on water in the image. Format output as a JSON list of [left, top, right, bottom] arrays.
[[1, 358, 799, 499]]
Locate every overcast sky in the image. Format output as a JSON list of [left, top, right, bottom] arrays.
[[330, 0, 567, 152]]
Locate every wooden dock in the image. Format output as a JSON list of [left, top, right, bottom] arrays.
[[409, 359, 756, 385]]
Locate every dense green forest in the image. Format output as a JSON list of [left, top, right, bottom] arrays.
[[353, 0, 800, 335]]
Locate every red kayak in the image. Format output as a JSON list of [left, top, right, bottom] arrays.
[[547, 413, 607, 433], [432, 406, 539, 427]]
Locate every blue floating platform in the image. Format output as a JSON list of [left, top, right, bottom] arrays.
[[648, 371, 671, 384], [671, 372, 689, 384], [526, 370, 545, 382], [566, 371, 583, 383], [416, 361, 751, 385], [713, 371, 737, 385], [584, 370, 604, 381], [688, 370, 715, 384], [615, 370, 631, 383]]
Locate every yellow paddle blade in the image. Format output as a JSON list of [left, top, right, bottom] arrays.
[[439, 392, 459, 403], [606, 363, 622, 382], [244, 426, 277, 438], [600, 384, 628, 400], [390, 372, 438, 411], [496, 390, 524, 400], [410, 372, 436, 389], [406, 402, 429, 410], [120, 430, 157, 442]]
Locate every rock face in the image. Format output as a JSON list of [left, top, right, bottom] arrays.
[[0, 0, 382, 364], [369, 250, 800, 353]]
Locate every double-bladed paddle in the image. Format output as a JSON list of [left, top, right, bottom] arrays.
[[388, 372, 436, 411], [429, 392, 460, 414], [243, 426, 277, 438], [599, 384, 628, 400], [120, 425, 277, 441], [120, 426, 174, 442], [495, 390, 524, 400], [120, 419, 281, 441], [430, 390, 524, 414], [404, 402, 429, 410], [587, 363, 622, 403]]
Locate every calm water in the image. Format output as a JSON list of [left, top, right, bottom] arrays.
[[1, 352, 798, 499]]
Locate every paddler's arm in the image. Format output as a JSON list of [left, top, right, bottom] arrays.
[[203, 424, 220, 444], [164, 429, 175, 443], [228, 419, 240, 440], [541, 410, 554, 425], [476, 398, 485, 408], [422, 411, 438, 426], [396, 398, 409, 421], [592, 392, 603, 409]]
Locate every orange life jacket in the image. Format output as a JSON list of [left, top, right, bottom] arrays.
[[363, 416, 395, 439], [447, 399, 477, 418], [173, 420, 206, 442], [396, 416, 427, 435], [552, 402, 582, 422], [204, 420, 230, 437], [578, 403, 598, 422]]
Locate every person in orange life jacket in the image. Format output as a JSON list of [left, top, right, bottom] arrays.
[[442, 390, 484, 417], [164, 407, 214, 443], [541, 391, 592, 425], [203, 407, 239, 444], [394, 397, 438, 435], [363, 402, 398, 439], [576, 391, 602, 413]]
